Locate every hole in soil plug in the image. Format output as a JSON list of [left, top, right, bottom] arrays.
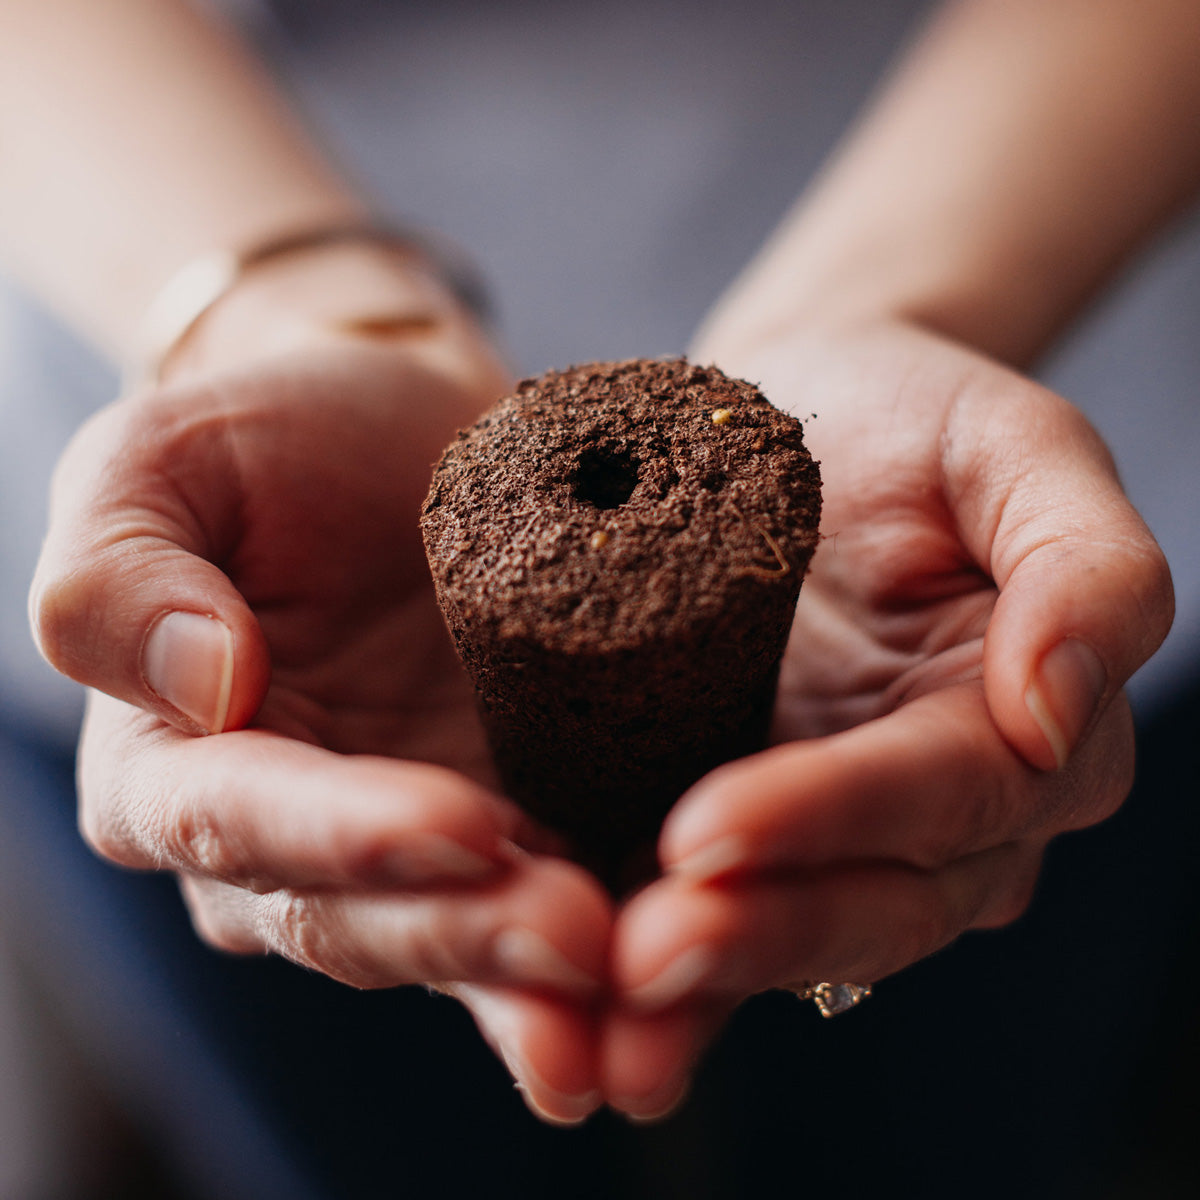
[[572, 446, 640, 510]]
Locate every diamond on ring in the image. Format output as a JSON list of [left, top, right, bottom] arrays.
[[795, 982, 873, 1017]]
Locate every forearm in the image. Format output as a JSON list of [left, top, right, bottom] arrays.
[[701, 0, 1200, 365], [0, 0, 365, 358]]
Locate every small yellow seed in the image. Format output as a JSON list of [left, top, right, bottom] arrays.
[[711, 408, 733, 426], [590, 530, 609, 550]]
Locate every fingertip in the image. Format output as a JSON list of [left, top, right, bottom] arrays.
[[533, 854, 617, 922], [621, 944, 720, 1012], [458, 986, 602, 1125], [515, 1082, 604, 1128], [508, 855, 614, 985], [664, 834, 751, 884], [611, 880, 727, 1011], [602, 1005, 721, 1123], [974, 417, 1173, 772], [31, 540, 270, 736], [657, 762, 753, 875], [492, 926, 601, 996], [609, 1079, 691, 1125]]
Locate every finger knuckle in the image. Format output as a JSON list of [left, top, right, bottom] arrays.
[[170, 801, 244, 882], [264, 892, 379, 987], [269, 892, 335, 973]]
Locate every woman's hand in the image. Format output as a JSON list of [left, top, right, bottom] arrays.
[[601, 317, 1174, 1119], [30, 248, 613, 1126]]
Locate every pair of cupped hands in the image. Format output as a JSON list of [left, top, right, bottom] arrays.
[[30, 253, 1172, 1126]]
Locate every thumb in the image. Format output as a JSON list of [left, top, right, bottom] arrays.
[[961, 386, 1174, 770], [29, 392, 270, 734]]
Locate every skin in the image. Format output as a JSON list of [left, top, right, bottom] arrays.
[[601, 317, 1161, 1111], [5, 0, 1188, 1125]]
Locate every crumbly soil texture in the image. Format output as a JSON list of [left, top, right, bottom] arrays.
[[421, 357, 821, 891]]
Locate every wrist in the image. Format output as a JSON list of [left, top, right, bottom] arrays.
[[130, 226, 494, 387], [690, 260, 889, 368], [693, 203, 1036, 369]]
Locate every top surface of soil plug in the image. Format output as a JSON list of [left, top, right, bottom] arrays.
[[421, 357, 821, 657]]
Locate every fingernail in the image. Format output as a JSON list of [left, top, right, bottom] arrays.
[[514, 1082, 602, 1127], [624, 944, 718, 1011], [1025, 639, 1107, 769], [493, 927, 598, 994], [670, 834, 748, 882], [381, 834, 500, 886], [142, 611, 234, 733], [611, 1076, 692, 1124]]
